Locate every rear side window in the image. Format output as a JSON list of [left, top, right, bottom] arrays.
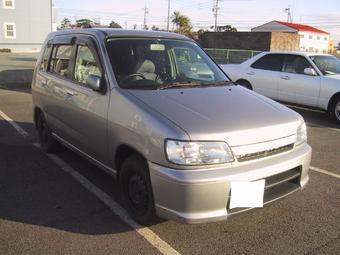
[[282, 55, 312, 75], [49, 45, 73, 78], [74, 45, 102, 85], [251, 54, 283, 71], [40, 44, 52, 71]]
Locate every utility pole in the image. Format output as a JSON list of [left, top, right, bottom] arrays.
[[143, 5, 149, 30], [285, 7, 292, 23], [167, 0, 171, 31], [212, 0, 220, 32]]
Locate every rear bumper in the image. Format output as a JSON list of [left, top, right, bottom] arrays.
[[148, 143, 311, 224]]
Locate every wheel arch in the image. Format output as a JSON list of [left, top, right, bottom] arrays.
[[327, 92, 340, 113], [235, 79, 253, 90]]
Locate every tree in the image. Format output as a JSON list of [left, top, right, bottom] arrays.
[[211, 25, 237, 32], [171, 11, 192, 34], [151, 25, 159, 31], [76, 19, 93, 28], [109, 21, 122, 28], [61, 17, 71, 29]]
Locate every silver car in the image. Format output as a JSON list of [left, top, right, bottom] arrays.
[[32, 29, 311, 224]]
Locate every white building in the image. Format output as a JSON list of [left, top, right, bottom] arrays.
[[251, 21, 330, 53], [0, 0, 57, 52]]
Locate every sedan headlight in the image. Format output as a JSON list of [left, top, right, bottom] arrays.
[[295, 122, 307, 146], [165, 140, 234, 165]]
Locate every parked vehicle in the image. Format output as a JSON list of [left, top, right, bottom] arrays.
[[32, 29, 311, 224], [221, 52, 340, 123]]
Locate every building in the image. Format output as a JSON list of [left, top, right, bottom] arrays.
[[0, 0, 57, 52], [251, 21, 330, 53]]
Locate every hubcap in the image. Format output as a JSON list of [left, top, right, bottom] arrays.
[[335, 102, 340, 120], [128, 174, 148, 209]]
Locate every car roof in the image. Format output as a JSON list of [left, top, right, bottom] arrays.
[[264, 51, 333, 57], [48, 28, 192, 41]]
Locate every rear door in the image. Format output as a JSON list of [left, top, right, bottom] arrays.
[[57, 35, 110, 164], [245, 54, 284, 99], [278, 54, 321, 107]]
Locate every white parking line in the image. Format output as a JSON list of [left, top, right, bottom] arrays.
[[31, 144, 180, 255], [0, 109, 28, 137], [310, 166, 340, 179]]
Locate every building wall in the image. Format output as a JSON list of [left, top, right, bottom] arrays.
[[270, 32, 300, 51], [200, 32, 300, 52], [299, 31, 329, 53], [200, 32, 272, 51], [0, 0, 54, 52]]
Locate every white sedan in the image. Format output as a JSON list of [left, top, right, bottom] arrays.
[[221, 52, 340, 123]]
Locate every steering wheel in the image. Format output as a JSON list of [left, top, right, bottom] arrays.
[[123, 73, 146, 83]]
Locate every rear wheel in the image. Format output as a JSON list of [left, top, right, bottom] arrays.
[[36, 114, 60, 153], [236, 80, 252, 90], [330, 96, 340, 124], [119, 155, 155, 225]]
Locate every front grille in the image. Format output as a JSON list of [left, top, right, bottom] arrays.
[[236, 143, 294, 162], [227, 167, 301, 215]]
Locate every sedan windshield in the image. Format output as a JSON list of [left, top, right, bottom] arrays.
[[309, 55, 340, 76], [106, 38, 229, 89]]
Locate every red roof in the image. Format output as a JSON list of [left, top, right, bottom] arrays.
[[276, 21, 329, 35]]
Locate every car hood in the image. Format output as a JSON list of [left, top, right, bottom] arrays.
[[127, 86, 302, 146]]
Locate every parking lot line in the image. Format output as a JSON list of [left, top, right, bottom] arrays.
[[310, 166, 340, 179], [31, 143, 180, 255], [0, 109, 28, 137]]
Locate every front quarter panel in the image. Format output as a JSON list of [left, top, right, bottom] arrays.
[[319, 76, 340, 110], [107, 89, 190, 169]]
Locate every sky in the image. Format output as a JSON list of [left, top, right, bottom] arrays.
[[53, 0, 340, 42]]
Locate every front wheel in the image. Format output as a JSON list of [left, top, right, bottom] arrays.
[[119, 155, 156, 225], [331, 96, 340, 124]]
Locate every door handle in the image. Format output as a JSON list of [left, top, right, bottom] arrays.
[[280, 76, 291, 80], [246, 71, 255, 75]]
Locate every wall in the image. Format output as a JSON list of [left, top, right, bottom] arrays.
[[299, 31, 329, 53], [200, 32, 300, 52], [270, 32, 300, 51], [200, 32, 272, 51], [0, 0, 53, 52]]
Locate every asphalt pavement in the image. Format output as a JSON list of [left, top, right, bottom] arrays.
[[0, 87, 339, 255]]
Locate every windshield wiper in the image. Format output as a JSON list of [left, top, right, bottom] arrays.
[[158, 80, 232, 90]]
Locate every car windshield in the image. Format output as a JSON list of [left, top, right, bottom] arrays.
[[106, 38, 229, 89], [309, 55, 340, 76]]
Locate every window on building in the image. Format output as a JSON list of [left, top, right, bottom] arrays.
[[4, 22, 16, 39], [309, 35, 313, 39], [300, 34, 304, 38], [49, 45, 74, 78], [3, 0, 15, 9], [324, 37, 327, 41], [317, 36, 320, 40]]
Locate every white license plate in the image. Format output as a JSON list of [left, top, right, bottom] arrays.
[[229, 179, 265, 209]]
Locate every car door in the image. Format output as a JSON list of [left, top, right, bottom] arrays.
[[278, 54, 321, 107], [57, 35, 110, 164], [245, 54, 284, 99]]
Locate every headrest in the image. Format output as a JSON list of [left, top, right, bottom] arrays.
[[136, 59, 155, 74]]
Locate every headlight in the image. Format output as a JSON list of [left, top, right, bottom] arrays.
[[295, 122, 307, 146], [165, 140, 234, 165]]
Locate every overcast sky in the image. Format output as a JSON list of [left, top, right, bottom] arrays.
[[54, 0, 340, 42]]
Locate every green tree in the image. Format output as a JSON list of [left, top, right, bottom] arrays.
[[211, 25, 237, 32], [61, 17, 71, 29], [151, 25, 159, 31], [76, 19, 93, 28], [171, 11, 192, 34], [109, 21, 122, 28]]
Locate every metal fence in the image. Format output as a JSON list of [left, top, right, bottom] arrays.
[[204, 48, 261, 64]]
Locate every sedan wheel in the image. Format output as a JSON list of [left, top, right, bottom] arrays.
[[331, 97, 340, 124]]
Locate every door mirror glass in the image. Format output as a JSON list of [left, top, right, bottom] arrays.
[[86, 75, 102, 91], [304, 67, 317, 76]]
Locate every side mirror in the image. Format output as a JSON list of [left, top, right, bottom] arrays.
[[304, 68, 317, 76], [86, 75, 102, 91]]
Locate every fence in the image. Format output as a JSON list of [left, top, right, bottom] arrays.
[[204, 48, 261, 64]]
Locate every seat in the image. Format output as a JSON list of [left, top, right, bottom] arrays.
[[135, 59, 158, 81]]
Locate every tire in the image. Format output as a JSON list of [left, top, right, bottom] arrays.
[[119, 154, 156, 225], [36, 113, 60, 153], [236, 80, 252, 90], [330, 96, 340, 124]]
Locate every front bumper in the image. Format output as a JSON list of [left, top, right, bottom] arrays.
[[149, 143, 312, 224]]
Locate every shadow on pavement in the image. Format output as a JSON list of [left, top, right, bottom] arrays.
[[0, 120, 136, 235], [0, 69, 33, 89]]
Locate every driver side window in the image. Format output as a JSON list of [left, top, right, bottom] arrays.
[[283, 55, 312, 75], [74, 45, 102, 86]]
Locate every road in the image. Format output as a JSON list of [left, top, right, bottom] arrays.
[[0, 88, 339, 255]]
